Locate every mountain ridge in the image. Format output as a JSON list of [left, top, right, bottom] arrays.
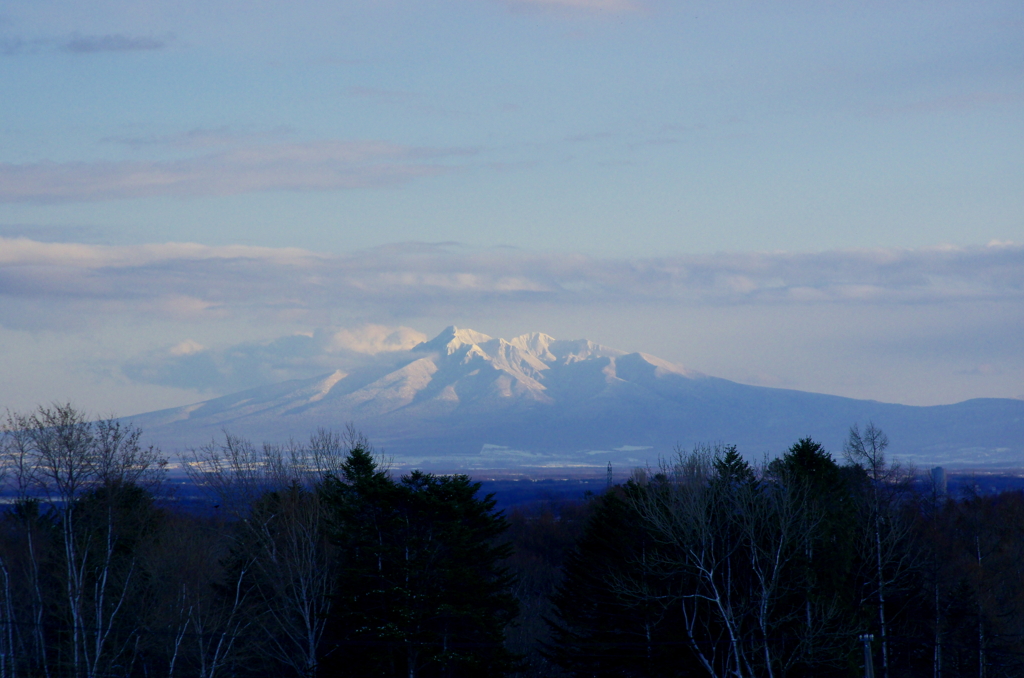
[[128, 326, 1024, 470]]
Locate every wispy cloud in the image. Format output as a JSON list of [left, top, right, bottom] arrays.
[[1, 33, 171, 56], [0, 140, 471, 203], [0, 223, 111, 243], [100, 126, 295, 150], [0, 37, 46, 56], [1, 239, 1022, 332], [0, 237, 318, 268], [122, 325, 426, 392]]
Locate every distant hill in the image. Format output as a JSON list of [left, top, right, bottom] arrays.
[[129, 326, 1024, 470]]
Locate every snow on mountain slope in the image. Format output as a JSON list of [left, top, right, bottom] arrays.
[[127, 327, 1024, 470]]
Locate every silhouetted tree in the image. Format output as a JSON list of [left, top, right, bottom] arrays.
[[546, 484, 692, 677], [844, 423, 915, 678], [1, 405, 166, 678], [185, 428, 355, 677], [504, 498, 592, 677], [769, 438, 864, 676], [323, 447, 519, 678]]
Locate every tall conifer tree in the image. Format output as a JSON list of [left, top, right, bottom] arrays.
[[322, 447, 518, 678]]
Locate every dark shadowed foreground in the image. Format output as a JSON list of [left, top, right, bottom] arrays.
[[3, 406, 1024, 678]]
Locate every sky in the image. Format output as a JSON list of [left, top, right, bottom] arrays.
[[1, 0, 1022, 418]]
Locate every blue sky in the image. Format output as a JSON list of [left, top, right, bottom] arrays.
[[1, 0, 1022, 417]]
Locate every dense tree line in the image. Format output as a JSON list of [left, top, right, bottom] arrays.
[[0, 406, 515, 678], [3, 405, 1024, 677], [542, 432, 1024, 678]]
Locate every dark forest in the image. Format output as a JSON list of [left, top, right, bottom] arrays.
[[2, 405, 1023, 678]]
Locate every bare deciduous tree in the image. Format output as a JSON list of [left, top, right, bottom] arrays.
[[844, 422, 915, 678], [184, 427, 357, 677], [2, 404, 165, 678], [625, 445, 823, 678]]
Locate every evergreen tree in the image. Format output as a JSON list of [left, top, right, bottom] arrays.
[[773, 438, 863, 677], [714, 444, 754, 485], [546, 485, 698, 677], [550, 442, 870, 678], [322, 447, 519, 677]]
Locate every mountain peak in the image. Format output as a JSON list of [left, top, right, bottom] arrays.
[[125, 324, 1024, 469], [415, 326, 494, 355], [508, 332, 557, 361]]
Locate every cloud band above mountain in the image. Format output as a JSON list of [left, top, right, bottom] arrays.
[[2, 237, 1020, 407], [1, 238, 1021, 330]]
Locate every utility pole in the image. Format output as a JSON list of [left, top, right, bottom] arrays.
[[860, 634, 876, 678]]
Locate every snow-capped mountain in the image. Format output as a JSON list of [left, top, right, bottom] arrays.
[[130, 327, 1024, 469]]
